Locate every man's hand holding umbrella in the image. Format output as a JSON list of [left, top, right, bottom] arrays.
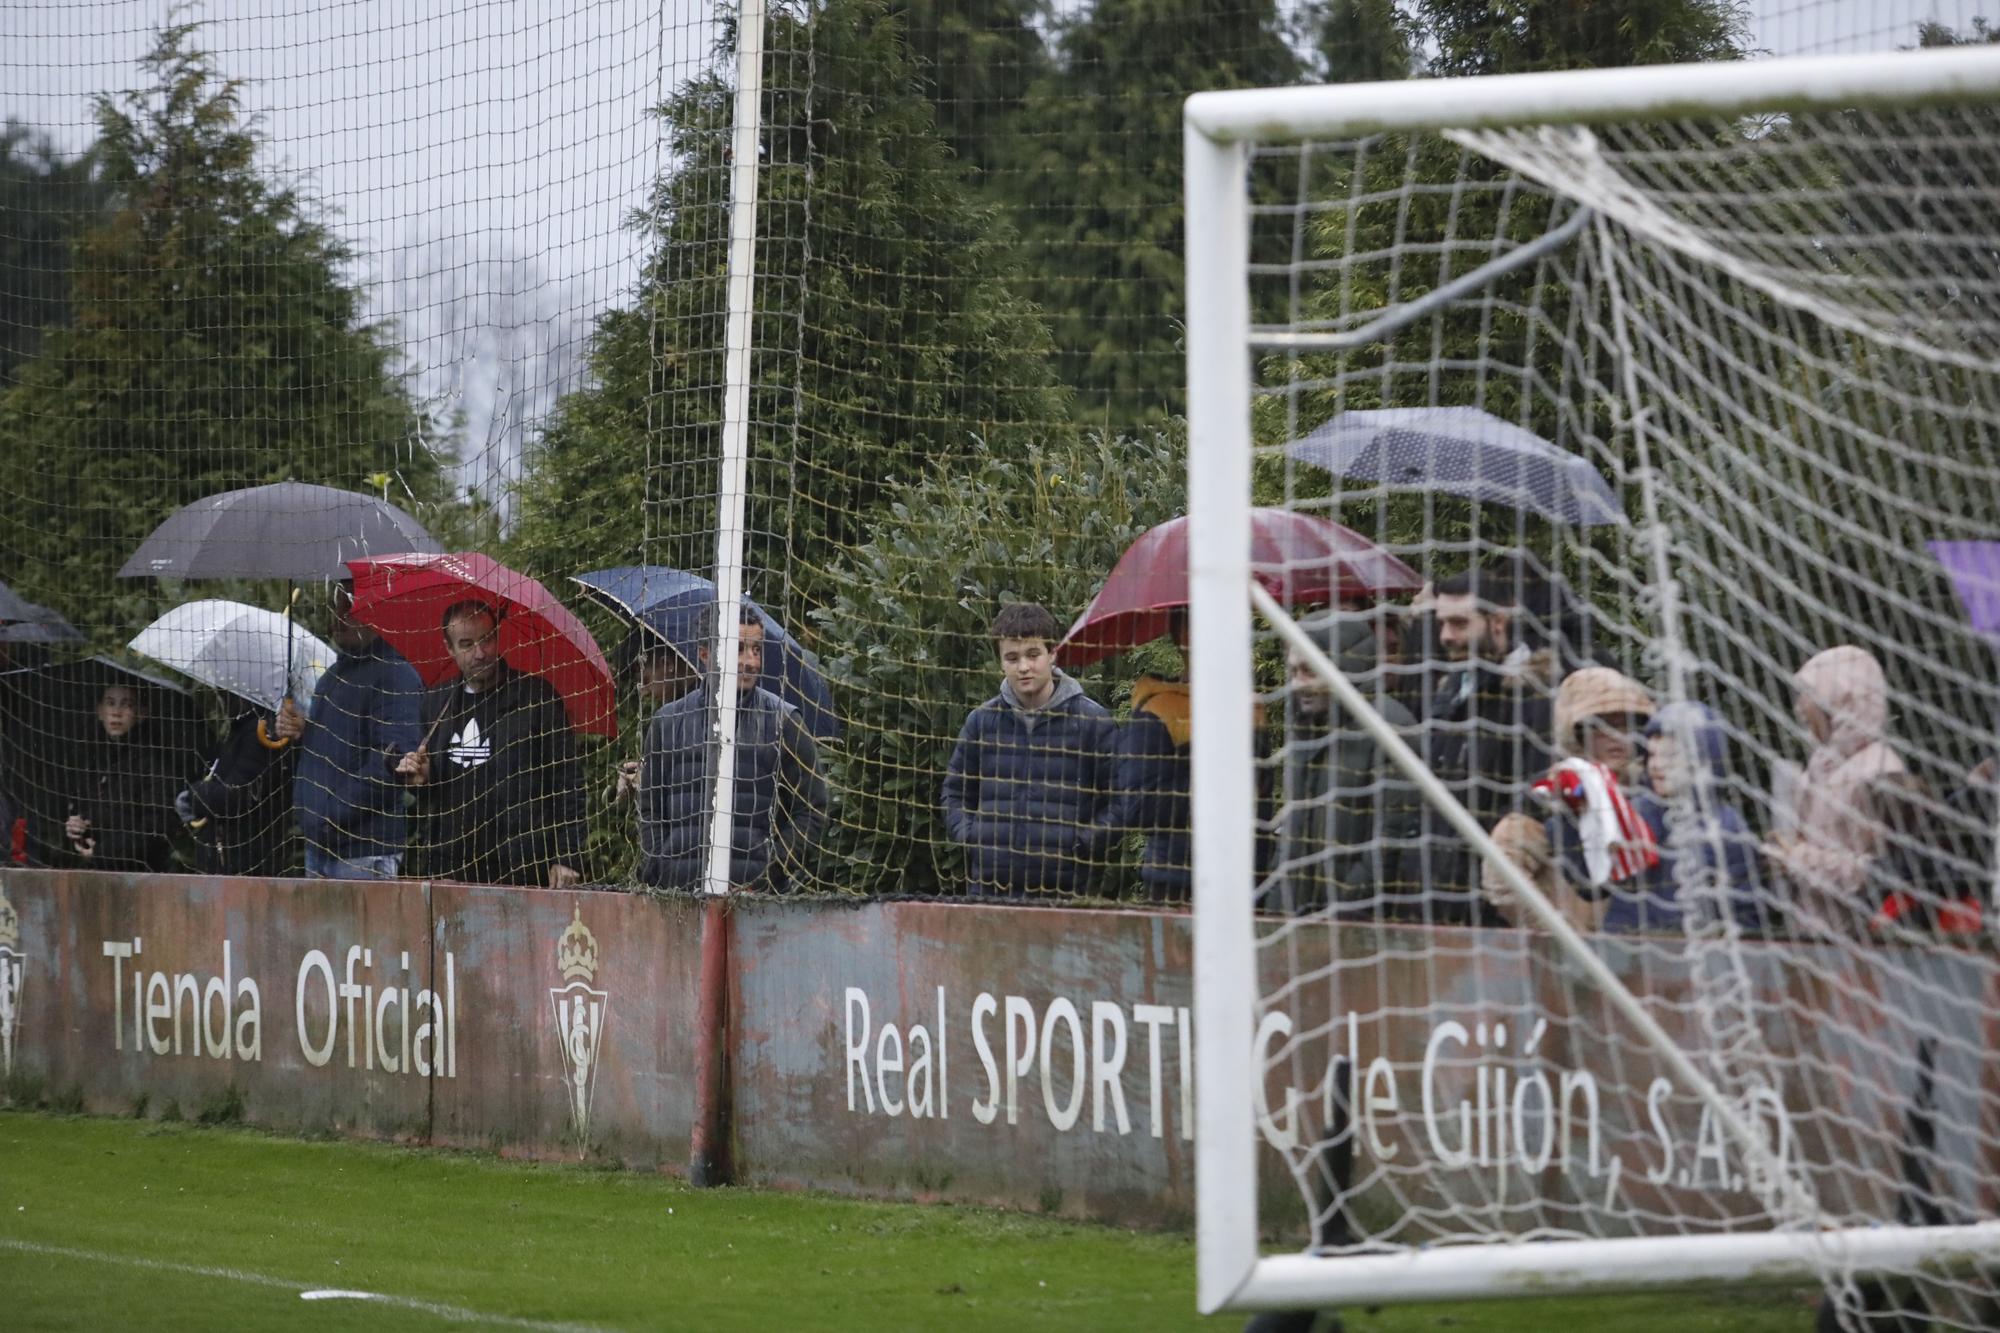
[[352, 553, 609, 892]]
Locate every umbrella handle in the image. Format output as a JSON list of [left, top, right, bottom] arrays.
[[256, 710, 293, 750], [259, 585, 305, 750]]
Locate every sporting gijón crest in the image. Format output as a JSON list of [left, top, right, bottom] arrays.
[[549, 906, 608, 1143], [0, 884, 23, 1079]]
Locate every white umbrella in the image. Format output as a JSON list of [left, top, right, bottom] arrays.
[[129, 600, 334, 715]]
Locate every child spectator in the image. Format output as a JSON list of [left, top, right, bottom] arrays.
[[941, 602, 1119, 898], [61, 683, 180, 873], [1641, 702, 1768, 934], [1764, 645, 1904, 937]]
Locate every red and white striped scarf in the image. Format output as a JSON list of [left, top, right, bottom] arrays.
[[1530, 759, 1660, 886]]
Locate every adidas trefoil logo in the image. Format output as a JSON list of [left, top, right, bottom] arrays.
[[447, 716, 491, 768]]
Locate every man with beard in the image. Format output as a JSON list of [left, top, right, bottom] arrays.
[[1416, 561, 1562, 924]]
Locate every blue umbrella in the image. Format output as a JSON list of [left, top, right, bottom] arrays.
[[571, 566, 839, 740], [1286, 406, 1627, 528]]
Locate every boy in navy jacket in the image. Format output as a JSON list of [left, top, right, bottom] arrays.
[[941, 603, 1118, 898]]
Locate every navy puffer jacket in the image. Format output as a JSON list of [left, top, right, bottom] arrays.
[[940, 672, 1118, 895], [639, 683, 826, 892]]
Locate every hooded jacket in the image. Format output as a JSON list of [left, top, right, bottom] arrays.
[[1778, 645, 1904, 930], [1118, 677, 1195, 902], [941, 669, 1118, 895], [1267, 615, 1421, 915], [184, 708, 299, 878], [1625, 702, 1765, 933], [415, 667, 585, 887], [294, 637, 423, 862], [639, 681, 826, 892]]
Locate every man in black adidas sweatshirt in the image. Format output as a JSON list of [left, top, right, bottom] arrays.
[[396, 601, 585, 888]]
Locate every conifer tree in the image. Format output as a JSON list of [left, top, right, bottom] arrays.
[[510, 0, 1066, 627], [0, 21, 448, 631]]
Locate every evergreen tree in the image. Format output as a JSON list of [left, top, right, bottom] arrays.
[[1317, 0, 1416, 84], [0, 123, 108, 386], [510, 0, 1067, 628], [1006, 0, 1306, 431], [1419, 0, 1742, 77], [891, 0, 1050, 186], [0, 22, 449, 634]]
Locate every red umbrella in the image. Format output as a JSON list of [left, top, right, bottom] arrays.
[[345, 552, 618, 738], [1058, 509, 1421, 667]]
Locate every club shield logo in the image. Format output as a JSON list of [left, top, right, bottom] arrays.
[[0, 886, 22, 1079], [549, 905, 607, 1143]]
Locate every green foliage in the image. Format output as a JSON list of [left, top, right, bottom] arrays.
[[1266, 0, 1750, 574], [0, 122, 108, 385], [0, 20, 452, 641], [1418, 0, 1745, 77], [1005, 0, 1306, 432], [809, 425, 1186, 896], [891, 0, 1050, 184], [510, 0, 1067, 624]]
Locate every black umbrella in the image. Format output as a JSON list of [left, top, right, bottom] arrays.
[[118, 481, 441, 581], [119, 482, 440, 748]]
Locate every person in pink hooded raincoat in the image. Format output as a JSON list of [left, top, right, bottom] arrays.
[[1765, 644, 1904, 936]]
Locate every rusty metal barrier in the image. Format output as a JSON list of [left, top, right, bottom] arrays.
[[1, 868, 1991, 1233]]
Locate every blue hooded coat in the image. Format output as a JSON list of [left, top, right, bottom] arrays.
[[1551, 701, 1765, 932]]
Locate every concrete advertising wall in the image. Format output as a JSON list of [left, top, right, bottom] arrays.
[[1, 868, 1989, 1238]]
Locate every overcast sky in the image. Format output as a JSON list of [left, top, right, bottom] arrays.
[[4, 0, 1985, 501]]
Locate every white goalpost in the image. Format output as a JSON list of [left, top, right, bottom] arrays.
[[1186, 47, 2000, 1319]]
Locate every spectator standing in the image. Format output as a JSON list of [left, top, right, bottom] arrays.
[[1642, 702, 1769, 933], [1764, 644, 1904, 937], [1119, 611, 1197, 905], [941, 603, 1119, 898], [1485, 667, 1654, 930], [608, 639, 695, 808], [1267, 608, 1422, 916], [286, 581, 423, 880], [59, 683, 179, 873], [397, 601, 585, 888], [179, 689, 300, 877], [1420, 563, 1561, 923], [1861, 772, 1983, 937], [639, 602, 825, 892]]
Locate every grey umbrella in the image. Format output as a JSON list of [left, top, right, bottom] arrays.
[[0, 578, 40, 622], [0, 600, 84, 645], [118, 481, 440, 581], [1286, 406, 1627, 528]]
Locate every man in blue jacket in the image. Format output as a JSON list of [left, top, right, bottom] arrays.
[[942, 603, 1119, 898], [283, 581, 424, 879], [639, 602, 826, 893]]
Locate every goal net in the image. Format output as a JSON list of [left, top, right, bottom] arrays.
[[1185, 48, 2000, 1321]]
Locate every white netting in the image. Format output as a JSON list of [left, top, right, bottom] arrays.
[[1238, 60, 2000, 1328]]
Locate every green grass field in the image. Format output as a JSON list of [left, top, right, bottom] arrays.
[[0, 1112, 1820, 1331]]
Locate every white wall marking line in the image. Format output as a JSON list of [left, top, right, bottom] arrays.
[[0, 1237, 605, 1331]]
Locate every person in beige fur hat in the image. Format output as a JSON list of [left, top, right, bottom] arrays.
[[1484, 667, 1656, 929]]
